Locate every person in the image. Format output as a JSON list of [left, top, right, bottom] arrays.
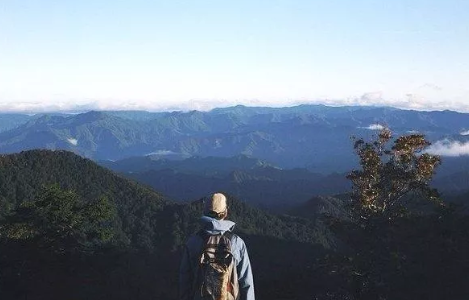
[[179, 192, 255, 300]]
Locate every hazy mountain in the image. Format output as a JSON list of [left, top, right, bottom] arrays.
[[101, 153, 469, 211], [286, 194, 351, 220], [102, 155, 351, 209], [99, 154, 275, 175], [428, 156, 469, 195], [0, 113, 34, 132], [1, 104, 469, 173]]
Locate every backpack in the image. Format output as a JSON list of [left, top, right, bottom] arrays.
[[195, 231, 239, 300]]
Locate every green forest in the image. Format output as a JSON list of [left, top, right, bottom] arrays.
[[0, 130, 469, 300]]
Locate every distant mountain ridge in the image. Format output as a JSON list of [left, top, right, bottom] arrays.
[[100, 154, 350, 207], [1, 104, 469, 173], [100, 153, 469, 210], [99, 154, 275, 175]]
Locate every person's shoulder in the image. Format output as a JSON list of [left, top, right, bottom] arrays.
[[227, 231, 247, 247], [224, 230, 238, 238]]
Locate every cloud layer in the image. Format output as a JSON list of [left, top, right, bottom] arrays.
[[146, 150, 177, 156], [361, 124, 385, 130], [0, 86, 468, 113], [67, 138, 78, 146], [426, 139, 469, 156]]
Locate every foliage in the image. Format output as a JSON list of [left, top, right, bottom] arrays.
[[347, 128, 441, 219], [1, 184, 116, 253], [319, 129, 469, 299], [0, 149, 170, 250]]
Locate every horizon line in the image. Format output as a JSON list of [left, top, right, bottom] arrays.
[[0, 102, 466, 115]]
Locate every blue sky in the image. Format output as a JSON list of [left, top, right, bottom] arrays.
[[0, 0, 468, 112]]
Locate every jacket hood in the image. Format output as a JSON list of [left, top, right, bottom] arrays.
[[200, 216, 235, 235]]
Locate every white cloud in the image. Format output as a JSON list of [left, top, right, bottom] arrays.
[[343, 86, 469, 113], [426, 139, 469, 156], [67, 138, 78, 146], [0, 84, 469, 113], [359, 91, 384, 104], [419, 83, 443, 92], [146, 150, 177, 156], [361, 124, 385, 130], [0, 101, 102, 113], [460, 130, 469, 136]]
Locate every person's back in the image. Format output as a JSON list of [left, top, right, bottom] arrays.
[[179, 193, 255, 300]]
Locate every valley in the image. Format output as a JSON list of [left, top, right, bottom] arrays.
[[0, 104, 469, 299]]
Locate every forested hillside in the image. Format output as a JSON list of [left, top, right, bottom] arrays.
[[0, 149, 171, 250], [0, 150, 336, 299]]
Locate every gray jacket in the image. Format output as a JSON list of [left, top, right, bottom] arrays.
[[178, 216, 255, 300]]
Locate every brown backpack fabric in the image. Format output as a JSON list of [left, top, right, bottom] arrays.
[[195, 231, 239, 300]]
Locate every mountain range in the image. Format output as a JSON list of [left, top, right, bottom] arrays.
[[1, 105, 469, 174], [98, 154, 350, 209]]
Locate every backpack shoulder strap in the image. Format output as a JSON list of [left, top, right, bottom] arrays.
[[223, 230, 234, 240], [223, 231, 234, 247], [197, 229, 234, 240], [197, 230, 234, 252]]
